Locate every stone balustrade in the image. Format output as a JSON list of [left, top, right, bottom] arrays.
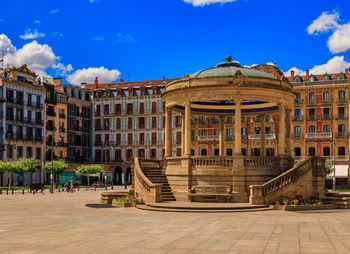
[[243, 156, 279, 168], [191, 156, 234, 168]]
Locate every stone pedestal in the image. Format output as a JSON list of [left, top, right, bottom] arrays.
[[232, 155, 248, 203]]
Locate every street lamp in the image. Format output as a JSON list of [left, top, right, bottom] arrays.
[[333, 139, 336, 192]]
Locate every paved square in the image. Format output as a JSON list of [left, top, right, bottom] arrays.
[[1, 189, 350, 254]]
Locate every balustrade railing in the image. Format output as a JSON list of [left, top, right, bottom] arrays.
[[191, 156, 234, 167], [166, 157, 182, 166], [243, 156, 279, 168]]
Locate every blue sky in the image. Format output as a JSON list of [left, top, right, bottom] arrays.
[[0, 0, 350, 84]]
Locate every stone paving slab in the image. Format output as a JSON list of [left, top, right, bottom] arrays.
[[0, 189, 350, 254]]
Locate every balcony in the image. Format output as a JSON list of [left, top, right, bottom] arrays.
[[6, 97, 14, 103], [198, 135, 219, 141], [225, 136, 234, 141], [59, 127, 66, 133], [321, 115, 332, 120], [248, 134, 276, 139], [336, 132, 348, 138], [306, 99, 316, 105], [15, 98, 24, 105], [321, 99, 332, 105], [307, 115, 317, 121], [47, 111, 56, 117], [58, 142, 68, 147], [337, 98, 347, 103], [336, 114, 347, 120], [46, 141, 56, 146], [59, 113, 65, 119], [305, 132, 332, 139], [46, 126, 55, 131], [294, 100, 302, 105], [292, 116, 304, 121], [293, 134, 302, 139], [104, 126, 109, 130], [94, 112, 101, 116]]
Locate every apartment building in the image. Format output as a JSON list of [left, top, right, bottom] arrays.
[[0, 65, 45, 186]]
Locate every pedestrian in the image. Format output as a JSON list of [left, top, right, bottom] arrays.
[[70, 178, 74, 193]]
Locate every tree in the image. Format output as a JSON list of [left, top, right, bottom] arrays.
[[42, 160, 68, 188], [77, 164, 102, 189], [18, 158, 37, 184], [0, 161, 21, 190], [325, 161, 334, 175]]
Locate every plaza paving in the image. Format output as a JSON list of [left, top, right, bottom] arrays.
[[1, 189, 350, 254]]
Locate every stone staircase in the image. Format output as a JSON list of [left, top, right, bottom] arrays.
[[323, 192, 350, 209], [140, 160, 176, 202]]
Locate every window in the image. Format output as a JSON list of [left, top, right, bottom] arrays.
[[309, 92, 315, 103], [308, 108, 315, 120], [127, 133, 133, 145], [115, 104, 121, 114], [152, 102, 157, 113], [126, 149, 133, 160], [254, 127, 260, 134], [139, 117, 145, 129], [128, 118, 132, 129], [323, 147, 330, 156], [294, 147, 301, 156], [36, 148, 41, 160], [214, 149, 219, 156], [308, 125, 315, 133], [295, 93, 301, 103], [324, 74, 330, 81], [323, 108, 330, 119], [338, 147, 345, 156], [338, 124, 345, 133], [127, 103, 133, 114], [214, 129, 219, 136], [139, 133, 144, 145], [138, 149, 145, 158], [226, 128, 233, 140], [152, 116, 157, 129], [294, 126, 301, 137], [191, 149, 195, 156], [201, 149, 207, 156], [116, 118, 121, 129], [241, 148, 247, 156], [241, 127, 247, 138], [226, 148, 233, 156], [323, 92, 329, 102], [150, 149, 156, 158], [151, 133, 157, 145], [323, 125, 330, 133], [200, 129, 207, 136], [139, 103, 144, 114], [16, 146, 23, 159], [338, 107, 345, 119], [26, 147, 33, 158], [104, 104, 109, 114], [339, 90, 345, 101], [308, 147, 315, 156]]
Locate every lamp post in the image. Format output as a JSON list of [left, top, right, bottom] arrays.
[[50, 128, 56, 194], [333, 139, 336, 192]]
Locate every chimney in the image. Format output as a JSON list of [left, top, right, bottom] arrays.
[[120, 78, 124, 82], [346, 68, 349, 78], [53, 77, 62, 86], [291, 70, 295, 82], [94, 76, 99, 89], [162, 76, 165, 80], [306, 70, 310, 81]]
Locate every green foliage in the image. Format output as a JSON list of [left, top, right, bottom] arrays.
[[296, 160, 303, 166], [42, 160, 68, 174], [18, 158, 37, 174], [77, 164, 102, 175], [325, 161, 334, 175]]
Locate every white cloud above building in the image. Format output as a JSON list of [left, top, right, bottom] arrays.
[[183, 0, 236, 7], [67, 67, 120, 85], [307, 10, 350, 53], [20, 29, 45, 40]]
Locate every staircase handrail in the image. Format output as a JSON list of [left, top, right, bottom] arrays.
[[261, 157, 313, 196], [134, 157, 162, 202]]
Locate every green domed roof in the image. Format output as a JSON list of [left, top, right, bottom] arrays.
[[189, 56, 277, 80]]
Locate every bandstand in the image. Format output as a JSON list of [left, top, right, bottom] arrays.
[[134, 56, 326, 205]]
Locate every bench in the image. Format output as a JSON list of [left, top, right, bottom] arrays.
[[188, 185, 232, 203], [29, 183, 44, 192]]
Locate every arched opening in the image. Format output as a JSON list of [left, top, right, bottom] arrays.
[[126, 167, 132, 185], [114, 166, 122, 185]]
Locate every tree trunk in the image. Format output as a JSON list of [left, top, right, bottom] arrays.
[[87, 174, 90, 190], [8, 171, 12, 190]]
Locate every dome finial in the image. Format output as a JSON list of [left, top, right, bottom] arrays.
[[226, 55, 232, 62]]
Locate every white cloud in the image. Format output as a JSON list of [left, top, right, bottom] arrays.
[[307, 10, 350, 53], [34, 20, 41, 24], [0, 34, 16, 54], [91, 36, 104, 41], [0, 34, 73, 78], [20, 29, 45, 40], [52, 32, 64, 38], [67, 67, 121, 85], [50, 9, 60, 14], [183, 0, 236, 7], [284, 56, 350, 76], [116, 33, 136, 44]]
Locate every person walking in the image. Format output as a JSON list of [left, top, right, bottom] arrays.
[[70, 178, 74, 193]]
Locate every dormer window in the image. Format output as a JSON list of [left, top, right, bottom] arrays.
[[309, 75, 316, 82], [3, 71, 7, 78], [294, 76, 301, 83], [324, 74, 331, 81], [339, 73, 345, 80]]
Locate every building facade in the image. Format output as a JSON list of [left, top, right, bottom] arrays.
[[83, 77, 181, 184], [0, 65, 45, 186]]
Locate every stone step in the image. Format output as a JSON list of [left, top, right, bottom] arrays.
[[136, 205, 272, 213], [325, 192, 350, 197], [323, 197, 350, 201]]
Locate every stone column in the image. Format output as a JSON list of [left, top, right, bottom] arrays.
[[181, 113, 185, 156], [260, 114, 265, 157], [219, 116, 225, 156], [164, 107, 172, 157], [285, 108, 292, 156], [234, 99, 242, 155], [184, 103, 191, 156], [278, 104, 285, 155]]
